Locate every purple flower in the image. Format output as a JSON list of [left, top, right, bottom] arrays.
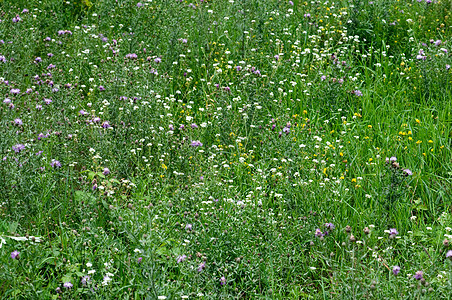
[[185, 224, 193, 231], [81, 276, 90, 286], [446, 250, 452, 260], [190, 140, 203, 147], [93, 117, 101, 123], [11, 250, 20, 259], [63, 282, 73, 289], [390, 156, 397, 162], [102, 121, 111, 129], [388, 228, 399, 237], [403, 169, 413, 176], [44, 98, 52, 105], [125, 53, 138, 59], [137, 2, 144, 7], [102, 168, 110, 175], [51, 160, 62, 168], [413, 271, 423, 280], [12, 144, 25, 153], [36, 104, 42, 110], [3, 98, 11, 104], [220, 276, 226, 285], [321, 75, 326, 81], [176, 255, 187, 263], [12, 16, 21, 23], [14, 118, 23, 126], [304, 13, 311, 18], [10, 88, 20, 95], [154, 57, 162, 64], [197, 262, 206, 272], [288, 1, 294, 5], [392, 266, 401, 275], [324, 223, 335, 230], [79, 110, 87, 116], [137, 257, 143, 263], [47, 53, 54, 57], [446, 64, 450, 71], [191, 123, 198, 129], [22, 9, 29, 13], [99, 86, 105, 91], [315, 228, 323, 237], [353, 90, 363, 96]]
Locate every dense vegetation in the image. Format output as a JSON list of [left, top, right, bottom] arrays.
[[0, 0, 451, 298]]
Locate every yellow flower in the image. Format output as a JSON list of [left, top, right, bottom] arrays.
[[416, 140, 422, 144], [416, 119, 420, 124]]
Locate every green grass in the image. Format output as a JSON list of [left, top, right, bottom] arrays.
[[0, 0, 451, 298]]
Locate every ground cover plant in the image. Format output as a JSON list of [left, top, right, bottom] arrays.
[[0, 0, 451, 298]]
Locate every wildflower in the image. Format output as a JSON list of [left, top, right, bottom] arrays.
[[176, 255, 187, 263], [390, 156, 397, 162], [12, 144, 25, 153], [413, 271, 423, 280], [185, 224, 193, 231], [125, 53, 138, 59], [324, 223, 335, 230], [392, 266, 401, 275], [63, 282, 73, 289], [353, 90, 363, 96], [137, 257, 143, 263], [102, 275, 112, 286], [154, 57, 162, 64], [14, 118, 23, 126], [51, 160, 62, 168], [388, 228, 399, 238], [99, 86, 105, 91], [197, 262, 206, 272], [11, 250, 20, 259], [321, 75, 326, 81], [315, 228, 323, 237], [220, 276, 226, 285], [81, 276, 90, 286], [191, 123, 198, 129], [403, 169, 413, 176], [44, 98, 52, 105], [102, 121, 111, 128], [190, 140, 203, 147], [288, 0, 294, 5], [446, 250, 452, 260], [102, 168, 110, 175], [10, 88, 20, 95]]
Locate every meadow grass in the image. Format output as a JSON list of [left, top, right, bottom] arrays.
[[0, 0, 451, 298]]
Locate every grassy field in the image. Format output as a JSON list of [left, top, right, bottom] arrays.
[[0, 0, 451, 298]]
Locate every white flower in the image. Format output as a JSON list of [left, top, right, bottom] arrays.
[[157, 297, 167, 300], [86, 262, 92, 268]]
